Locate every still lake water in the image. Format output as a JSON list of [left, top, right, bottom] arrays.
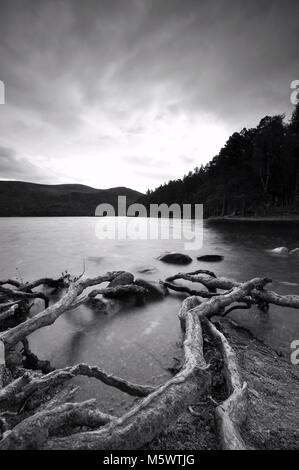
[[0, 217, 298, 413]]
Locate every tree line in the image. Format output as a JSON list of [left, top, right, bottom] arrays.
[[141, 103, 299, 217]]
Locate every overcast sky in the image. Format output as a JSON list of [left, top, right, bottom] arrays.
[[0, 0, 298, 192]]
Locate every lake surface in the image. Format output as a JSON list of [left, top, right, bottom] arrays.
[[0, 217, 298, 414]]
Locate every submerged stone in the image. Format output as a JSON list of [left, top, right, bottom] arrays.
[[108, 272, 134, 287], [158, 252, 192, 265], [197, 254, 224, 262]]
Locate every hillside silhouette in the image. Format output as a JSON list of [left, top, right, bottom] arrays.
[[0, 181, 142, 216]]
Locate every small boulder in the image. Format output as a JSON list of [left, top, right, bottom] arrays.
[[135, 278, 168, 299], [108, 272, 134, 287], [197, 254, 224, 262], [158, 252, 192, 265], [290, 248, 299, 255]]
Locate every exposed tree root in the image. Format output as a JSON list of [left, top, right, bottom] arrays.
[[162, 280, 217, 298], [0, 279, 22, 288], [0, 271, 125, 360], [164, 269, 299, 310], [0, 268, 298, 450], [42, 301, 210, 450], [204, 319, 247, 449], [0, 285, 49, 308], [0, 400, 115, 449], [0, 364, 155, 413]]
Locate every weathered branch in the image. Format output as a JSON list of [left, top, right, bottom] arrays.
[[0, 362, 154, 411], [0, 271, 125, 354], [22, 277, 69, 291], [162, 280, 217, 298], [0, 268, 297, 450], [222, 301, 252, 317], [165, 270, 299, 311], [41, 299, 211, 450], [187, 277, 271, 320], [204, 319, 247, 450], [61, 364, 155, 397], [0, 286, 49, 308], [0, 280, 21, 288], [0, 400, 116, 450]]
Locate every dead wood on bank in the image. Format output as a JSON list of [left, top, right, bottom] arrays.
[[0, 269, 298, 450]]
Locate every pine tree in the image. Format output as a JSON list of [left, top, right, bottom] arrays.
[[290, 102, 299, 134]]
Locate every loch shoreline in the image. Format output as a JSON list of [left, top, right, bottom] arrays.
[[207, 215, 299, 224]]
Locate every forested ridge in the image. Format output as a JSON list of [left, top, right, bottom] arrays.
[[142, 103, 299, 217]]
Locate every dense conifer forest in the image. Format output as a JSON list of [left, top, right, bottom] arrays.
[[142, 103, 299, 218]]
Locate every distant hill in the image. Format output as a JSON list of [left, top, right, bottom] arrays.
[[0, 181, 143, 216]]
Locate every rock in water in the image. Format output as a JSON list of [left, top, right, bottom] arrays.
[[197, 255, 224, 262], [134, 278, 168, 299], [290, 248, 299, 255], [269, 247, 289, 255], [108, 272, 134, 287], [158, 252, 192, 265]]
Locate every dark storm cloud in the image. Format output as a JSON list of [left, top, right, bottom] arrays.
[[0, 0, 298, 190], [1, 0, 298, 126], [110, 0, 299, 124]]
